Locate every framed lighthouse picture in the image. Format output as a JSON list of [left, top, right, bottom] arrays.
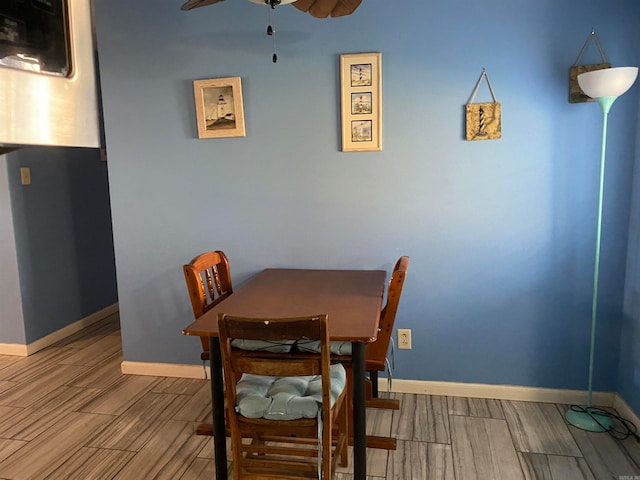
[[193, 77, 246, 139]]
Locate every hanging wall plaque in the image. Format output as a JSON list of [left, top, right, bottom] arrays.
[[465, 69, 501, 141], [569, 30, 610, 104]]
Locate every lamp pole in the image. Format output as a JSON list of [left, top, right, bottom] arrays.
[[565, 96, 614, 432], [587, 96, 614, 407], [565, 65, 638, 431]]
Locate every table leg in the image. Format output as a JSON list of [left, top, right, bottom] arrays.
[[209, 337, 227, 480], [352, 341, 366, 480]]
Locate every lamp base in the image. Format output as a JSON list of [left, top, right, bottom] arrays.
[[565, 406, 612, 432]]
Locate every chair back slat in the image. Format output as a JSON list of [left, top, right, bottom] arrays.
[[222, 315, 325, 343], [219, 314, 330, 380], [233, 356, 324, 377]]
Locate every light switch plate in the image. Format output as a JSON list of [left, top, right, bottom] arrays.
[[20, 167, 31, 185]]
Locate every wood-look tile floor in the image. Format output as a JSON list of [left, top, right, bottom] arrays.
[[0, 313, 639, 479]]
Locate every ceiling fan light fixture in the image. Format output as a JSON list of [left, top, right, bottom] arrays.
[[247, 0, 298, 6]]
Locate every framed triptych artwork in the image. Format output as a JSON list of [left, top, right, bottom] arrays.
[[340, 52, 382, 152]]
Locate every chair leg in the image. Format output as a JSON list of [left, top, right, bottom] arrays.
[[339, 397, 348, 467], [366, 369, 400, 412], [369, 370, 378, 398], [322, 419, 331, 480]]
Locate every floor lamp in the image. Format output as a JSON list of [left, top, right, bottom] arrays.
[[565, 66, 638, 432]]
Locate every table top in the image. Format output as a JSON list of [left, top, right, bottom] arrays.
[[183, 268, 387, 342]]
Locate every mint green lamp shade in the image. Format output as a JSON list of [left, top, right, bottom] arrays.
[[566, 66, 638, 432]]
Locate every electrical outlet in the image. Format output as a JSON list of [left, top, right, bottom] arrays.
[[397, 328, 411, 349]]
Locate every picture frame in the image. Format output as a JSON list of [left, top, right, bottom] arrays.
[[340, 53, 382, 152], [465, 102, 502, 141], [193, 77, 246, 139]]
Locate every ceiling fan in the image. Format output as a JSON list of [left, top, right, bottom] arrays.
[[180, 0, 363, 19]]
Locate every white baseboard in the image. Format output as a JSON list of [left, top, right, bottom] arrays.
[[117, 363, 640, 423], [118, 361, 619, 408], [378, 378, 615, 406], [121, 360, 209, 379], [0, 303, 119, 356], [613, 394, 640, 428], [0, 343, 28, 356]]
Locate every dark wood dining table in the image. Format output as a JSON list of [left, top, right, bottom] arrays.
[[182, 268, 387, 480]]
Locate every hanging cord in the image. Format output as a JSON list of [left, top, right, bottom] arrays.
[[468, 68, 498, 104], [265, 0, 279, 62], [573, 29, 608, 66], [566, 405, 640, 442], [385, 337, 395, 392], [384, 358, 393, 393]]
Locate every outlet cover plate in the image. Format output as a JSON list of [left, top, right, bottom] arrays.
[[398, 328, 411, 349]]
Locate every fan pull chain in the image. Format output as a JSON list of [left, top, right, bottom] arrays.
[[266, 6, 277, 63]]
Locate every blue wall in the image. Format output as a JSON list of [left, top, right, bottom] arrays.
[[5, 147, 118, 343], [620, 94, 640, 413], [94, 0, 640, 391], [0, 156, 25, 344]]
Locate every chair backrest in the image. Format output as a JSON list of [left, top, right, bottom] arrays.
[[183, 251, 233, 358], [219, 314, 331, 407], [366, 256, 409, 371]]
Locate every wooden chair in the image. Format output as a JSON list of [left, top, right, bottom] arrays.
[[218, 314, 348, 480], [365, 255, 409, 399], [183, 251, 233, 367], [343, 256, 409, 450]]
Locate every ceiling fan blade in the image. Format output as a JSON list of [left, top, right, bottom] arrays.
[[292, 0, 362, 18], [329, 0, 361, 17], [180, 0, 361, 17], [181, 0, 226, 11], [291, 0, 314, 12], [309, 0, 339, 18]]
